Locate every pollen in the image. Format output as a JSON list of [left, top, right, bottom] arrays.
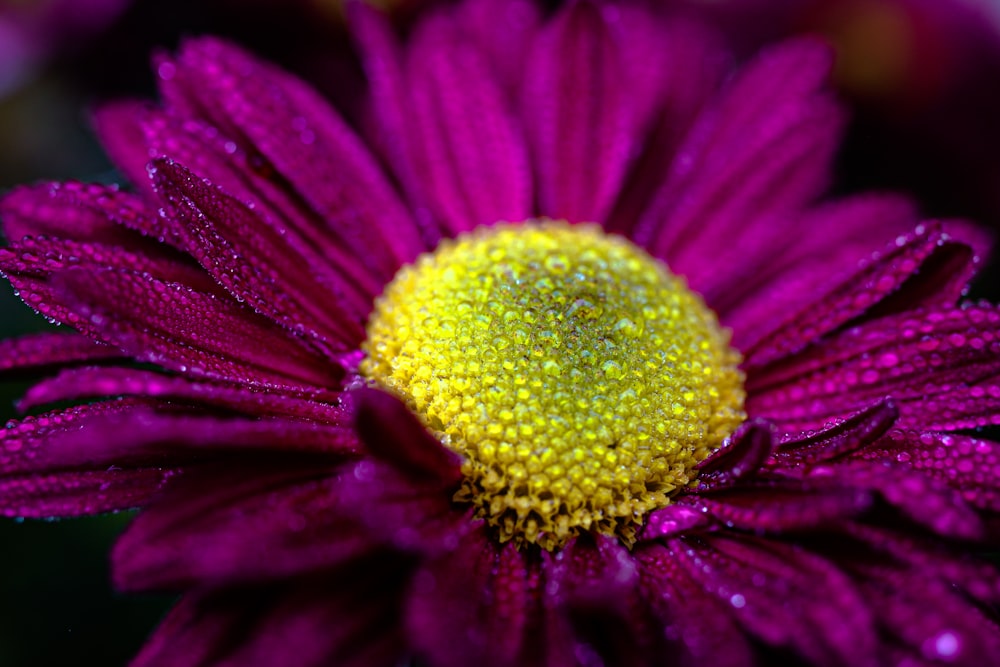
[[361, 221, 745, 549]]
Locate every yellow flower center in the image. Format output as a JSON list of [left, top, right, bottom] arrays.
[[361, 221, 745, 549]]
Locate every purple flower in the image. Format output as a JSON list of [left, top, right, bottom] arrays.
[[3, 1, 1000, 665]]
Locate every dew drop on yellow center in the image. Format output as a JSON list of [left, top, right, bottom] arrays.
[[361, 220, 745, 550]]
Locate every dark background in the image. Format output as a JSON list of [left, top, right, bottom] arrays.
[[2, 0, 1000, 664]]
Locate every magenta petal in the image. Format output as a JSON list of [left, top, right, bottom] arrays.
[[819, 461, 983, 540], [694, 480, 872, 533], [523, 1, 636, 223], [18, 366, 344, 422], [1, 181, 157, 245], [125, 103, 389, 270], [641, 503, 714, 540], [1, 404, 357, 478], [854, 431, 1000, 512], [0, 468, 178, 518], [671, 534, 878, 667], [53, 265, 342, 390], [348, 2, 440, 243], [857, 567, 1000, 665], [1, 400, 156, 475], [92, 101, 162, 197], [743, 224, 974, 371], [547, 535, 638, 608], [607, 15, 728, 235], [453, 0, 541, 99], [749, 306, 1000, 430], [131, 575, 407, 667], [1, 235, 218, 335], [113, 465, 372, 591], [150, 158, 372, 347], [641, 38, 841, 266], [406, 530, 531, 667], [843, 521, 1000, 606], [401, 10, 533, 234], [335, 458, 473, 555], [353, 388, 462, 484], [543, 535, 653, 665], [208, 572, 408, 667], [634, 544, 754, 667], [696, 419, 774, 489], [770, 400, 899, 466], [714, 193, 919, 331], [170, 37, 424, 274], [0, 332, 123, 376]]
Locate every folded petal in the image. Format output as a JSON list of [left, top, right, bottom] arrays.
[[353, 388, 462, 484], [693, 479, 872, 533], [770, 400, 899, 466], [696, 419, 774, 490]]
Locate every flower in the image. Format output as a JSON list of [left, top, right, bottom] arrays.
[[3, 0, 1000, 665]]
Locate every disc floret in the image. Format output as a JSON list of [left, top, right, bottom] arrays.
[[362, 220, 745, 549]]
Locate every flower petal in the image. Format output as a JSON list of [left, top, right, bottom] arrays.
[[714, 193, 918, 332], [770, 400, 899, 466], [18, 366, 343, 421], [853, 431, 1000, 512], [669, 534, 878, 667], [748, 306, 1000, 430], [0, 181, 156, 245], [150, 158, 373, 348], [113, 465, 371, 591], [399, 9, 533, 234], [453, 0, 542, 99], [53, 265, 342, 390], [131, 573, 408, 667], [693, 480, 872, 533], [634, 543, 754, 667], [353, 388, 462, 484], [0, 332, 123, 377], [1, 404, 357, 478], [743, 223, 974, 371], [522, 1, 636, 223], [641, 38, 843, 272], [696, 419, 774, 490], [855, 566, 1000, 664], [816, 461, 983, 540], [406, 530, 532, 667], [167, 37, 423, 274], [0, 468, 178, 518]]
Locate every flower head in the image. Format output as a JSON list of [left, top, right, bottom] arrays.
[[2, 1, 1000, 665]]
